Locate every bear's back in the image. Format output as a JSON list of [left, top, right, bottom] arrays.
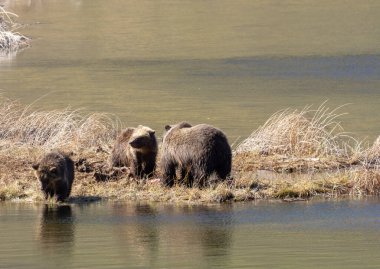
[[171, 124, 227, 146]]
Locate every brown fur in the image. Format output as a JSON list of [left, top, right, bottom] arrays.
[[160, 122, 232, 187], [32, 151, 74, 202], [111, 125, 158, 178]]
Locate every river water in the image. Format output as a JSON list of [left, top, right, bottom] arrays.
[[1, 200, 380, 269], [0, 0, 380, 143], [1, 1, 380, 268]]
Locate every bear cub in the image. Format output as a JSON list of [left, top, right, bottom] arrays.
[[160, 122, 232, 187], [111, 125, 158, 178], [32, 151, 75, 202]]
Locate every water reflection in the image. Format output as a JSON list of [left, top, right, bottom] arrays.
[[2, 201, 380, 268], [34, 205, 75, 267], [0, 50, 18, 63], [112, 203, 159, 267], [188, 205, 233, 265], [111, 203, 234, 267], [38, 205, 75, 246], [133, 203, 159, 255], [200, 224, 232, 259]]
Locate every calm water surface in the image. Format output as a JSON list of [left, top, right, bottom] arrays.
[[1, 200, 380, 269], [0, 0, 380, 142]]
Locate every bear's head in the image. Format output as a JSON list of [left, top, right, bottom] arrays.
[[32, 154, 64, 185], [129, 125, 157, 151]]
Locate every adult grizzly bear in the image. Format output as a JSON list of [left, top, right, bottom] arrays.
[[160, 122, 232, 187], [32, 151, 75, 202], [111, 125, 158, 178]]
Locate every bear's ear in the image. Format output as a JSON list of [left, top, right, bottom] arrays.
[[32, 163, 39, 170], [164, 125, 171, 131]]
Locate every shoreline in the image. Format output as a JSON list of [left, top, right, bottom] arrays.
[[0, 97, 379, 204], [1, 146, 379, 204]]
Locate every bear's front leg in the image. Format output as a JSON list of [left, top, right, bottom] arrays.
[[55, 182, 69, 202], [143, 154, 156, 178], [130, 159, 143, 179]]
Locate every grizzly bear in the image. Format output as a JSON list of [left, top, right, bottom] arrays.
[[160, 122, 232, 187], [32, 151, 75, 202], [111, 125, 158, 178]]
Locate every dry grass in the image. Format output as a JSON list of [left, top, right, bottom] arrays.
[[231, 103, 380, 200], [236, 103, 354, 158], [0, 7, 29, 51], [234, 103, 361, 175], [0, 96, 119, 152], [349, 167, 380, 196], [2, 152, 379, 204], [0, 97, 380, 204], [233, 151, 351, 174], [360, 135, 380, 166], [347, 136, 380, 196]]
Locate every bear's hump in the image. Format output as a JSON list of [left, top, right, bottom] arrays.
[[38, 151, 68, 169], [183, 124, 226, 137]]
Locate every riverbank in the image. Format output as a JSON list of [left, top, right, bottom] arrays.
[[0, 97, 379, 203]]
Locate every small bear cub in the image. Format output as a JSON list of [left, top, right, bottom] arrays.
[[111, 125, 158, 178], [32, 151, 75, 202]]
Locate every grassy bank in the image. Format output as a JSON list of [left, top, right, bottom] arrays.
[[0, 97, 379, 204], [0, 8, 29, 51]]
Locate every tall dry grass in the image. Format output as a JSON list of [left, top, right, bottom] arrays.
[[347, 136, 380, 196], [232, 103, 380, 199], [0, 7, 29, 51], [236, 103, 356, 159], [360, 135, 380, 166], [0, 96, 120, 153]]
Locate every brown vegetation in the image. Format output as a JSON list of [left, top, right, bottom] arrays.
[[235, 104, 354, 158], [0, 97, 380, 204], [234, 104, 380, 200], [0, 8, 29, 51]]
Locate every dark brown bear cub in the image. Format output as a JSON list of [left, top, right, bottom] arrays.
[[160, 122, 232, 187], [111, 125, 158, 178], [32, 151, 75, 202]]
